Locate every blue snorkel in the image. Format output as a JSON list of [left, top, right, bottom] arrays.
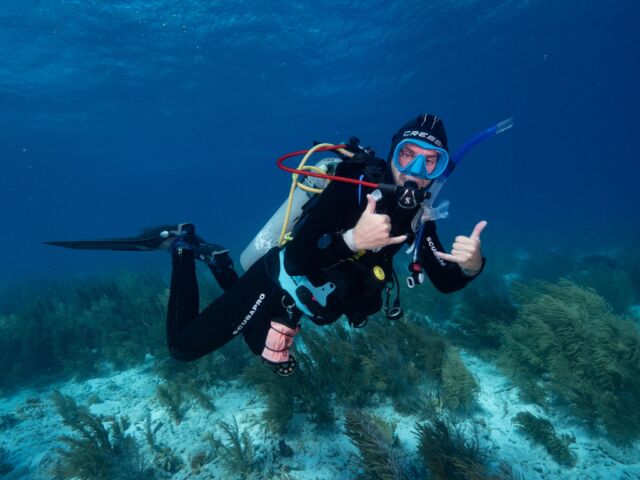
[[407, 117, 514, 288], [447, 116, 514, 177]]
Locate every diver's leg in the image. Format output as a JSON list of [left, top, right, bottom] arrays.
[[161, 223, 240, 292], [166, 249, 281, 362], [166, 250, 200, 354], [204, 252, 239, 291]]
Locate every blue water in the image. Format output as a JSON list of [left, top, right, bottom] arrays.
[[1, 2, 640, 478], [0, 0, 638, 283]]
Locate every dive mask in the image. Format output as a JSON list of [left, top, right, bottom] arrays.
[[392, 139, 449, 180]]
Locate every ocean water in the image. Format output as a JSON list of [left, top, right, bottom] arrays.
[[1, 1, 639, 479]]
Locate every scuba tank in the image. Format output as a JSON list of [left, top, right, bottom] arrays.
[[240, 157, 342, 271]]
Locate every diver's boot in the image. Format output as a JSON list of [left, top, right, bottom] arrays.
[[163, 224, 229, 262], [166, 223, 198, 255]]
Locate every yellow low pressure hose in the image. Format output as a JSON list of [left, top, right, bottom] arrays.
[[278, 143, 335, 246]]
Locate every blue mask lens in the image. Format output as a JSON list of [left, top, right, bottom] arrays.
[[392, 139, 449, 180]]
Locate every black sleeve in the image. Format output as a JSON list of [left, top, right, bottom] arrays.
[[284, 177, 364, 276], [419, 221, 485, 293]]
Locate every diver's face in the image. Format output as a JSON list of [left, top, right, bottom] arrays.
[[391, 142, 437, 189]]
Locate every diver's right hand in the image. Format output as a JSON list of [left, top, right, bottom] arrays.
[[351, 194, 407, 251]]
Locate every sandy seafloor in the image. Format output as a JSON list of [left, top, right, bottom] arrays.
[[1, 343, 639, 480]]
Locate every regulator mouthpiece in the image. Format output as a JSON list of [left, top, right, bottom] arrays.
[[396, 181, 428, 209]]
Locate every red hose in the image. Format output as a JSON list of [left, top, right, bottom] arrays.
[[276, 144, 380, 189]]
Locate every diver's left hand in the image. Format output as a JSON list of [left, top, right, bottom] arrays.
[[435, 221, 487, 276]]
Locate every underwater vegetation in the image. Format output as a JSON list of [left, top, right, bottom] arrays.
[[207, 416, 258, 479], [143, 413, 183, 474], [344, 408, 407, 480], [414, 414, 488, 480], [0, 273, 169, 395], [499, 279, 640, 444], [344, 408, 522, 480], [512, 411, 576, 468], [51, 391, 152, 480], [3, 246, 639, 476], [441, 348, 479, 413], [243, 314, 478, 434], [0, 268, 227, 396]]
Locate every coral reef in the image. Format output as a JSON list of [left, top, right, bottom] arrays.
[[499, 280, 640, 443], [513, 411, 576, 467]]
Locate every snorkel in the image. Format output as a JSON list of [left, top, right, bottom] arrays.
[[406, 117, 514, 287], [418, 116, 514, 223]]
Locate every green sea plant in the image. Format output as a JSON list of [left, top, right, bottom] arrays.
[[50, 391, 152, 480], [211, 416, 258, 479], [155, 360, 216, 414], [155, 383, 185, 424], [441, 348, 478, 413], [293, 347, 338, 428], [143, 413, 183, 474], [499, 279, 640, 443], [493, 460, 525, 480], [190, 450, 211, 475], [0, 272, 169, 395], [298, 322, 369, 407], [358, 314, 450, 413], [242, 334, 338, 434], [414, 414, 489, 480], [344, 408, 407, 480], [512, 411, 576, 467], [244, 312, 470, 431], [242, 362, 297, 434]]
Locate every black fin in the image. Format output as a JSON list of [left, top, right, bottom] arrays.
[[44, 225, 179, 252]]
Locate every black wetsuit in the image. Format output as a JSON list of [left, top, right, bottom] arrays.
[[166, 162, 482, 362]]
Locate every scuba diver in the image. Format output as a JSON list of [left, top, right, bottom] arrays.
[[48, 113, 496, 376]]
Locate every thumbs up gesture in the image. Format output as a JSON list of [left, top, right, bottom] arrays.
[[435, 221, 487, 276], [351, 194, 408, 251]]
